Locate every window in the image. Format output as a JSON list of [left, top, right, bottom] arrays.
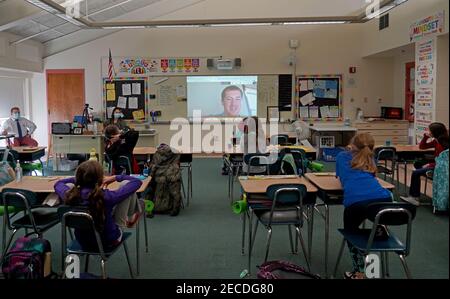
[[0, 77, 26, 119]]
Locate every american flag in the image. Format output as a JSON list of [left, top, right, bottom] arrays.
[[108, 49, 115, 82]]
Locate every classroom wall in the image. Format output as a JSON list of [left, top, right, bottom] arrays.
[[361, 0, 449, 57], [30, 24, 396, 147], [436, 33, 449, 127], [392, 47, 415, 109], [0, 32, 43, 73]]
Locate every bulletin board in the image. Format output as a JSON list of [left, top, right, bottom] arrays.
[[296, 75, 343, 121], [103, 77, 148, 122]]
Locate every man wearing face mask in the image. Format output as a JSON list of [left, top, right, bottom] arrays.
[[1, 107, 38, 147]]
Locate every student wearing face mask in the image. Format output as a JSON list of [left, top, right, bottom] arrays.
[[105, 107, 127, 130], [1, 107, 38, 147]]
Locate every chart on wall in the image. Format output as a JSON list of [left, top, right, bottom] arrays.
[[103, 77, 148, 122], [296, 75, 342, 120]]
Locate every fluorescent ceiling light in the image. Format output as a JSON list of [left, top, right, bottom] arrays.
[[282, 21, 348, 25], [210, 23, 273, 27]]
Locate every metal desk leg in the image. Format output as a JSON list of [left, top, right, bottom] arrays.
[[136, 215, 140, 276], [241, 211, 246, 255], [247, 210, 253, 275], [188, 162, 192, 206], [2, 213, 6, 256], [308, 205, 314, 262], [404, 161, 408, 195], [324, 204, 330, 278]]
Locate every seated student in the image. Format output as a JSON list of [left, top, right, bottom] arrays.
[[336, 133, 393, 279], [104, 107, 127, 130], [104, 125, 140, 174], [401, 122, 449, 206], [54, 160, 142, 249], [1, 107, 38, 147], [240, 116, 268, 174]]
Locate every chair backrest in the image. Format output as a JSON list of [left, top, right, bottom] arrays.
[[266, 184, 307, 206], [365, 202, 416, 255], [278, 148, 307, 175], [270, 134, 290, 146], [374, 147, 396, 162], [60, 208, 106, 257], [244, 153, 270, 175], [2, 188, 39, 230], [0, 149, 19, 168]]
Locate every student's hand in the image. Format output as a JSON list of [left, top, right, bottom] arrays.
[[102, 176, 116, 188]]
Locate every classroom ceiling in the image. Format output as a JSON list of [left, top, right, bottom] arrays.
[[0, 0, 407, 57]]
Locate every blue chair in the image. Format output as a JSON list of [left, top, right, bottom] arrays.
[[374, 147, 398, 185], [333, 202, 416, 279], [1, 189, 60, 260], [247, 184, 311, 274], [60, 209, 134, 279], [243, 153, 271, 176]]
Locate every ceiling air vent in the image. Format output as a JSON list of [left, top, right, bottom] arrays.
[[379, 13, 389, 30]]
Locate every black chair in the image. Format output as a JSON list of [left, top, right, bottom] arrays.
[[243, 153, 271, 176], [105, 153, 132, 175], [374, 147, 397, 183], [248, 184, 311, 274], [333, 202, 416, 279], [270, 134, 290, 146], [277, 148, 308, 175], [1, 189, 60, 259], [60, 209, 134, 279], [424, 170, 434, 200]]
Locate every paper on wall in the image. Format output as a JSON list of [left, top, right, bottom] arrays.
[[107, 107, 115, 119], [329, 106, 340, 118], [299, 80, 308, 92], [176, 85, 186, 98], [117, 96, 127, 109], [132, 83, 141, 95], [300, 92, 315, 106], [106, 83, 115, 90], [132, 109, 145, 120], [320, 106, 330, 118], [299, 106, 309, 118], [106, 89, 116, 102], [309, 106, 319, 118], [307, 80, 314, 90], [122, 84, 132, 96], [128, 97, 138, 109]]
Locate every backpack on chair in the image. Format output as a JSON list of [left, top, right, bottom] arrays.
[[1, 237, 53, 279]]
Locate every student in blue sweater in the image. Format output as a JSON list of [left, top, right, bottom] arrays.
[[55, 160, 142, 249], [336, 133, 392, 279]]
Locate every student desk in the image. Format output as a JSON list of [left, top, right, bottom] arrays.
[[238, 176, 318, 272], [225, 145, 317, 203], [0, 175, 150, 275], [133, 147, 193, 207], [304, 172, 395, 278], [375, 145, 434, 195]]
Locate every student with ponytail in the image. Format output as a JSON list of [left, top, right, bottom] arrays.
[[54, 160, 142, 249], [336, 133, 392, 279]]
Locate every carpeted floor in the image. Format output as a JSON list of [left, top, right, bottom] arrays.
[[1, 158, 448, 279]]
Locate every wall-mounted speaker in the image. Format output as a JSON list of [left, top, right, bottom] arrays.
[[234, 58, 242, 68], [207, 59, 214, 68]]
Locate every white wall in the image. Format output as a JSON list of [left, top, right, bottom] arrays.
[[31, 24, 396, 146], [361, 0, 449, 57], [436, 33, 449, 127], [392, 47, 415, 109], [0, 32, 43, 73]]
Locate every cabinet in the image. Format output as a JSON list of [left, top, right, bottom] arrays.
[[354, 121, 410, 145]]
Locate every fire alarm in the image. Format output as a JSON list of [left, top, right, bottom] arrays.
[[349, 67, 357, 74]]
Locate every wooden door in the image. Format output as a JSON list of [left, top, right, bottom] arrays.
[[405, 62, 415, 122], [46, 69, 85, 152]]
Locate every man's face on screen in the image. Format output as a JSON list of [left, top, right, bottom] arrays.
[[222, 90, 242, 117]]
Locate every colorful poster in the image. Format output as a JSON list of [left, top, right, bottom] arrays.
[[132, 110, 145, 121], [410, 11, 445, 42], [416, 63, 434, 86], [161, 59, 169, 73], [416, 88, 433, 109], [192, 59, 200, 72], [184, 58, 192, 72], [176, 59, 184, 72], [169, 59, 177, 72], [417, 39, 434, 63]]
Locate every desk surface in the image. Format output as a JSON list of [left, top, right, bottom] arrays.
[[239, 176, 318, 194], [12, 146, 47, 154], [375, 145, 434, 153], [304, 173, 395, 191], [0, 176, 151, 194], [309, 126, 358, 132]]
